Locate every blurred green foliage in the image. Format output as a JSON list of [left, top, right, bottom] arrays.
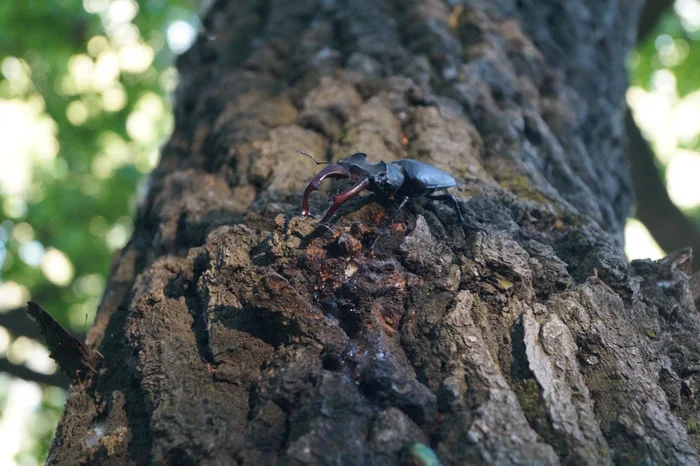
[[632, 8, 700, 99], [0, 0, 198, 463], [16, 386, 65, 465], [0, 0, 199, 330], [629, 4, 700, 224]]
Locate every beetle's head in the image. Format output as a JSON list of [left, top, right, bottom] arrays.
[[339, 153, 381, 176], [340, 153, 404, 194]]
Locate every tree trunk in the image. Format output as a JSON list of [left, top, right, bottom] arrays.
[[45, 1, 700, 465]]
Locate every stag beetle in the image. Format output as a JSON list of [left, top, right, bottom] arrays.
[[299, 150, 470, 230]]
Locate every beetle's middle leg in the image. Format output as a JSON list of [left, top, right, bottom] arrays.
[[428, 193, 486, 232], [379, 196, 410, 230], [371, 196, 409, 249], [427, 193, 466, 223]]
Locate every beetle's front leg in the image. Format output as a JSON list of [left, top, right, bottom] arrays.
[[318, 178, 371, 224], [313, 192, 377, 236]]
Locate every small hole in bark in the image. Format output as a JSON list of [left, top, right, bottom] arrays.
[[322, 352, 343, 371], [337, 306, 362, 339], [167, 447, 196, 466]]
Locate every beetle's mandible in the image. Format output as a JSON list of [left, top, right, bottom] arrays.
[[298, 150, 468, 230]]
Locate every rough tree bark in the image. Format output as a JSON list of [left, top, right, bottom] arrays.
[[45, 0, 700, 465]]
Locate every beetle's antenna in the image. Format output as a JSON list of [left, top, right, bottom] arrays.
[[297, 149, 329, 165]]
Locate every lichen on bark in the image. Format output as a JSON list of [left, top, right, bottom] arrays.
[[45, 1, 700, 465]]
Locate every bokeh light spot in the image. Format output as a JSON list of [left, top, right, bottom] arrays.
[[66, 100, 89, 126], [12, 223, 34, 243], [625, 218, 665, 262], [25, 345, 56, 375], [676, 0, 700, 33], [0, 100, 59, 195], [0, 327, 10, 354], [106, 224, 128, 249], [74, 274, 105, 297], [0, 282, 30, 311], [41, 248, 75, 286], [1, 57, 22, 81], [0, 57, 32, 95], [138, 92, 164, 118], [126, 111, 156, 142], [92, 154, 115, 179], [68, 54, 95, 93], [94, 51, 120, 90], [7, 337, 32, 365], [106, 217, 132, 250], [160, 66, 179, 92], [109, 22, 140, 46], [57, 75, 78, 96], [107, 0, 139, 24], [119, 44, 155, 74], [2, 197, 27, 219], [0, 380, 43, 465], [87, 35, 110, 57], [666, 150, 700, 208], [2, 252, 13, 271], [18, 241, 44, 267], [83, 0, 109, 14], [101, 85, 127, 112], [655, 34, 674, 51], [167, 20, 196, 54], [671, 90, 700, 143]]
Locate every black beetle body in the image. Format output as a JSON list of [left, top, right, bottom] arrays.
[[300, 151, 468, 228], [392, 159, 456, 194]]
